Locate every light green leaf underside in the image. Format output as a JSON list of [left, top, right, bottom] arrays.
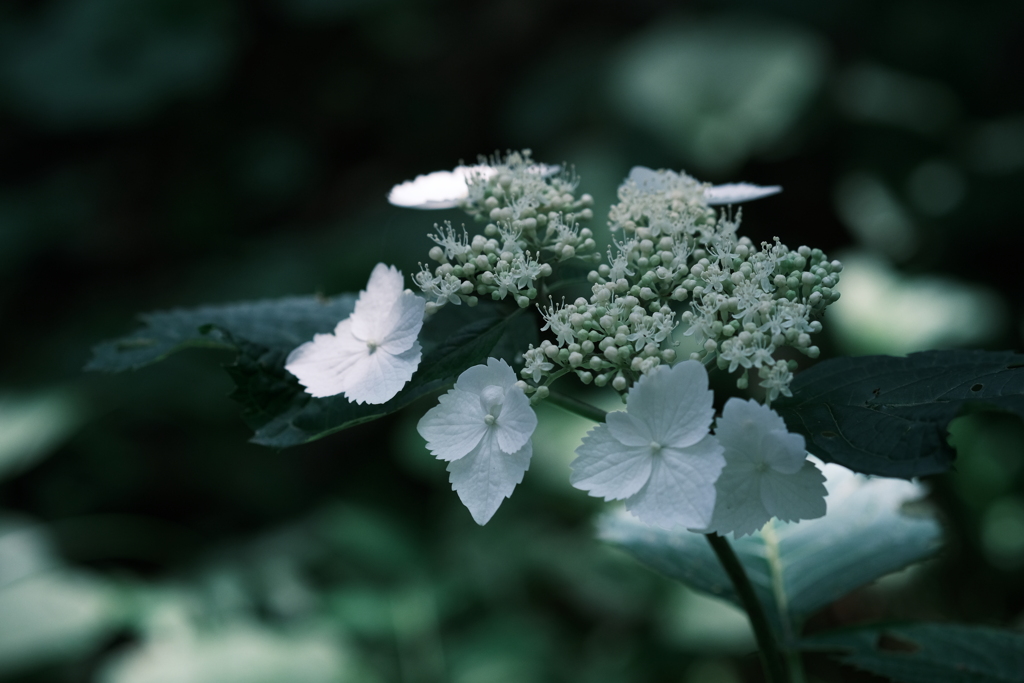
[[598, 463, 941, 646]]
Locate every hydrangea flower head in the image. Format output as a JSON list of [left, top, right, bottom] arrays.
[[570, 360, 725, 529], [285, 263, 425, 404], [417, 358, 538, 525], [706, 398, 826, 537]]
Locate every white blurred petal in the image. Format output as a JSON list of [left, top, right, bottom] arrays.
[[387, 165, 495, 209], [760, 429, 807, 475], [760, 461, 827, 523], [417, 389, 489, 461], [570, 425, 654, 500], [625, 435, 725, 529], [447, 431, 532, 525], [704, 183, 782, 205], [494, 385, 537, 454]]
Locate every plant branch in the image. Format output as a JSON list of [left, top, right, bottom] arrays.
[[546, 391, 608, 423], [706, 533, 788, 683]]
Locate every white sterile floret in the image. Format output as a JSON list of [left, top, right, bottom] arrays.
[[569, 361, 725, 529], [285, 263, 425, 404], [626, 166, 782, 205], [703, 183, 783, 205], [417, 358, 538, 525], [705, 398, 826, 537], [387, 166, 495, 209]]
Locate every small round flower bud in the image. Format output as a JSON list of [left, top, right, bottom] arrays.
[[429, 246, 446, 263], [569, 352, 584, 367], [704, 339, 718, 353], [612, 374, 628, 391], [661, 348, 675, 362], [517, 296, 530, 308], [577, 371, 593, 384]]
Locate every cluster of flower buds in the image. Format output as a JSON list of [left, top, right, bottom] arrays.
[[411, 152, 599, 314], [515, 167, 841, 403]]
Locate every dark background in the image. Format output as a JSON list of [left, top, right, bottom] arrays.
[[0, 1, 1023, 681]]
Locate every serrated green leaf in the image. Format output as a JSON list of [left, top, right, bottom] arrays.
[[597, 462, 941, 646], [801, 622, 1024, 683], [239, 303, 529, 447], [774, 350, 1024, 478], [85, 295, 357, 372]]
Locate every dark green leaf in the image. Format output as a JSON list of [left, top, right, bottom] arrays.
[[598, 463, 941, 646], [774, 350, 1024, 478], [801, 623, 1024, 683], [85, 295, 357, 372]]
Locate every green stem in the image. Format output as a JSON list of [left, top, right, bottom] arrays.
[[547, 391, 608, 423], [706, 533, 787, 683]]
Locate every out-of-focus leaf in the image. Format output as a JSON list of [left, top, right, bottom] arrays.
[[0, 389, 86, 481], [86, 294, 357, 372], [234, 303, 528, 447], [598, 462, 940, 645], [774, 350, 1024, 477], [98, 622, 372, 683], [0, 571, 125, 676], [801, 622, 1024, 683]]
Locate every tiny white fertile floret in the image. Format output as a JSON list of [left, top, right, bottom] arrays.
[[417, 358, 538, 525], [705, 398, 826, 537], [569, 361, 725, 530], [285, 263, 425, 404]]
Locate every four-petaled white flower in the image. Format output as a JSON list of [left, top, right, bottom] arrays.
[[569, 361, 725, 530], [705, 398, 826, 537], [417, 358, 538, 525], [285, 263, 425, 405]]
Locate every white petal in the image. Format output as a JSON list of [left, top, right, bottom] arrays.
[[760, 460, 827, 523], [387, 169, 471, 209], [704, 183, 782, 205], [447, 431, 532, 525], [760, 429, 807, 475], [570, 424, 654, 500], [417, 389, 488, 461], [628, 361, 715, 449], [338, 341, 422, 405], [350, 265, 425, 354], [353, 263, 405, 318], [454, 357, 517, 395], [706, 461, 770, 537], [375, 290, 426, 355], [606, 411, 653, 447], [284, 321, 367, 398], [624, 434, 725, 529], [494, 384, 537, 454]]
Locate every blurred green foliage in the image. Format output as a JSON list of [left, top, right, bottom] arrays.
[[1, 0, 1023, 681]]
